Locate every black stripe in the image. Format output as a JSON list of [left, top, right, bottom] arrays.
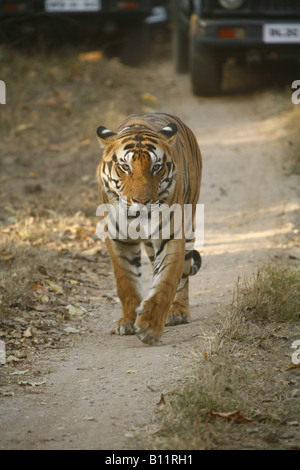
[[153, 254, 167, 276], [119, 255, 141, 268], [184, 251, 194, 260], [124, 144, 134, 150], [189, 251, 202, 276], [113, 239, 139, 246], [155, 233, 174, 258]]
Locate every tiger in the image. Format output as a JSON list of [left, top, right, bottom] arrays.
[[96, 113, 202, 345]]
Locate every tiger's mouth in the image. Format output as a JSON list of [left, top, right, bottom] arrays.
[[118, 197, 163, 219]]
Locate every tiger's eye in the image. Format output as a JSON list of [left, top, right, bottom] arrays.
[[121, 164, 130, 171], [152, 164, 161, 172]]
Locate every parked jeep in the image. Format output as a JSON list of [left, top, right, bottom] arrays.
[[172, 0, 300, 96], [0, 0, 166, 65]]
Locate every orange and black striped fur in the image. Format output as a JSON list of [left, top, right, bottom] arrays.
[[96, 113, 202, 344]]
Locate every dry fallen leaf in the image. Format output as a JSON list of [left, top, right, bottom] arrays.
[[141, 92, 158, 104], [23, 326, 35, 338], [30, 283, 44, 292], [41, 294, 49, 304], [78, 50, 103, 63], [28, 171, 38, 178], [46, 280, 64, 295], [64, 326, 80, 334], [47, 144, 60, 153], [0, 250, 14, 261], [208, 410, 253, 424], [75, 227, 86, 240], [66, 304, 86, 317], [15, 123, 34, 133], [286, 362, 300, 371], [10, 369, 30, 376], [6, 355, 20, 363], [32, 304, 48, 312], [18, 378, 47, 387], [37, 265, 48, 276]]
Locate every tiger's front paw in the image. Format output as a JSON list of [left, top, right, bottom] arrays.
[[111, 318, 136, 336], [135, 320, 161, 345], [166, 308, 191, 326], [134, 302, 164, 345]]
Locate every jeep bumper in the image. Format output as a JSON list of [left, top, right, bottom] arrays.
[[195, 17, 300, 59]]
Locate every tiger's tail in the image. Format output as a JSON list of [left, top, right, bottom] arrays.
[[189, 250, 202, 276]]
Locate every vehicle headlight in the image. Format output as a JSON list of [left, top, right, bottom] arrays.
[[219, 0, 245, 9]]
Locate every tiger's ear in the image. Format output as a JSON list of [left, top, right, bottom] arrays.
[[96, 126, 117, 147], [158, 123, 178, 144]]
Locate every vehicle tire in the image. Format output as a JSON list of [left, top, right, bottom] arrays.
[[189, 15, 222, 96], [172, 0, 189, 73]]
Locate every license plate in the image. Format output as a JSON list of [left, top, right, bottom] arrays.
[[45, 0, 101, 12], [263, 23, 300, 43]]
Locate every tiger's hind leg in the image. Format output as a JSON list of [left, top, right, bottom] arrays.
[[166, 248, 201, 326], [166, 248, 195, 326], [166, 274, 190, 326]]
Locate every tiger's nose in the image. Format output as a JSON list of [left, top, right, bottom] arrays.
[[132, 197, 151, 205]]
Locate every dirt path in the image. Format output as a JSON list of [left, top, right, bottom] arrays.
[[1, 58, 299, 450]]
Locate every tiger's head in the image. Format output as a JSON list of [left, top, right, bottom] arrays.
[[96, 123, 178, 210]]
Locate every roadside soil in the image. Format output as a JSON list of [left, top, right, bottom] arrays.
[[0, 41, 299, 450]]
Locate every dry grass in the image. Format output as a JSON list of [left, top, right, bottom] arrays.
[[151, 265, 300, 450], [233, 265, 300, 324]]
